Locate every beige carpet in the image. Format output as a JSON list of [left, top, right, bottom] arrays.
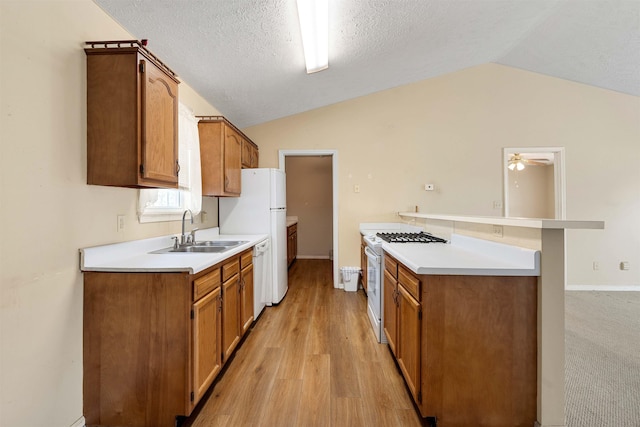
[[565, 291, 640, 427]]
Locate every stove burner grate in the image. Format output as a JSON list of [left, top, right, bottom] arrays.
[[376, 231, 447, 244]]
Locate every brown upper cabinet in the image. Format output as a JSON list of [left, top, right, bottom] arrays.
[[241, 138, 259, 169], [197, 116, 259, 197], [85, 40, 180, 188]]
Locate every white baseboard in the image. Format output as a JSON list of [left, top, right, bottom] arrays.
[[70, 416, 85, 427], [567, 284, 640, 291], [296, 255, 331, 260]]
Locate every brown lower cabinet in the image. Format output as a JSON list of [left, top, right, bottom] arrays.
[[83, 248, 254, 427], [383, 251, 538, 426]]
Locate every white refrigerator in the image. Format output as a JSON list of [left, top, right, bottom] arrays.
[[219, 168, 288, 305]]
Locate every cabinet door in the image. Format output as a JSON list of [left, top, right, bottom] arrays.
[[383, 269, 398, 355], [291, 231, 297, 265], [192, 287, 221, 405], [222, 275, 240, 362], [140, 57, 179, 185], [251, 146, 259, 168], [223, 126, 242, 195], [397, 284, 421, 403], [241, 139, 252, 168], [240, 264, 254, 335], [360, 244, 368, 292]]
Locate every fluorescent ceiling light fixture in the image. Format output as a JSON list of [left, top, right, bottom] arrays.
[[296, 0, 328, 73]]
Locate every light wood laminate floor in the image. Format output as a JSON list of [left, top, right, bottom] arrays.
[[184, 259, 423, 427]]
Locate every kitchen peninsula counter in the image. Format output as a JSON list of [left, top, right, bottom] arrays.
[[80, 227, 268, 274], [381, 234, 539, 276], [394, 213, 604, 427]]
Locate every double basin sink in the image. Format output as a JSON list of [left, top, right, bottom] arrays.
[[151, 240, 249, 254]]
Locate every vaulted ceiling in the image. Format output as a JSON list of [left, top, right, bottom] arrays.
[[94, 0, 639, 128]]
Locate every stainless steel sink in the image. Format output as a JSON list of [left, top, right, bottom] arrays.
[[193, 240, 249, 247], [149, 240, 249, 254]]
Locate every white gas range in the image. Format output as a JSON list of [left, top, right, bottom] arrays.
[[360, 223, 448, 343]]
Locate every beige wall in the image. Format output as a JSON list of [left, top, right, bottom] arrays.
[[285, 156, 333, 258], [508, 164, 554, 218], [0, 1, 220, 425], [245, 64, 640, 288]]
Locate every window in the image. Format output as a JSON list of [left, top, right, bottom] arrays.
[[138, 102, 202, 223]]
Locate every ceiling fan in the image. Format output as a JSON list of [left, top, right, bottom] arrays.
[[508, 153, 549, 171]]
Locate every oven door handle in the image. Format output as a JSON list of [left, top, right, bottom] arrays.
[[364, 246, 381, 263]]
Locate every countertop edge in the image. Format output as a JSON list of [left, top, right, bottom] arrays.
[[397, 213, 604, 230]]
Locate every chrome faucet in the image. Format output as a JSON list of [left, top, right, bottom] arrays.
[[181, 209, 194, 245]]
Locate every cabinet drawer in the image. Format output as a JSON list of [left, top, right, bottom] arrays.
[[240, 249, 253, 269], [222, 257, 240, 282], [384, 254, 398, 278], [194, 269, 221, 302], [398, 266, 420, 301], [287, 223, 297, 236]]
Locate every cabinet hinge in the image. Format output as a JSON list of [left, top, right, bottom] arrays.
[[190, 309, 194, 320], [190, 391, 194, 402], [139, 164, 144, 174], [139, 62, 145, 73]]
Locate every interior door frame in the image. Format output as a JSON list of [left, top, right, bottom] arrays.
[[279, 149, 339, 288], [503, 147, 566, 219]]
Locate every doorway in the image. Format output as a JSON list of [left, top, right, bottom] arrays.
[[503, 147, 566, 219], [279, 150, 339, 287]]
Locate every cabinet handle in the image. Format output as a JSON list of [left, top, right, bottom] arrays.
[[225, 175, 229, 189], [176, 160, 180, 176]]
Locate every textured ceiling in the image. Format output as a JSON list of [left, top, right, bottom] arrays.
[[94, 0, 640, 128]]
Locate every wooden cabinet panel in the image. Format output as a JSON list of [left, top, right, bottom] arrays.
[[83, 272, 190, 427], [384, 255, 398, 278], [383, 269, 398, 356], [287, 223, 297, 268], [193, 269, 220, 301], [240, 262, 254, 335], [83, 246, 260, 426], [240, 249, 253, 269], [419, 275, 537, 425], [251, 145, 259, 168], [241, 137, 259, 169], [140, 58, 179, 184], [85, 41, 179, 189], [397, 284, 421, 404], [398, 266, 420, 301], [222, 257, 239, 282], [198, 116, 258, 195], [192, 287, 222, 404], [222, 273, 240, 362], [360, 239, 368, 292], [223, 126, 242, 194]]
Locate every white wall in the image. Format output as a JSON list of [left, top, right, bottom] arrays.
[[246, 64, 640, 288], [0, 1, 221, 425], [508, 165, 554, 218], [285, 156, 333, 258]]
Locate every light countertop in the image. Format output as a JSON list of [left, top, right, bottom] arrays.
[[80, 228, 268, 274], [286, 216, 298, 227], [398, 212, 604, 229], [383, 234, 540, 276]]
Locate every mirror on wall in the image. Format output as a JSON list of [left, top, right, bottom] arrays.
[[503, 147, 566, 219]]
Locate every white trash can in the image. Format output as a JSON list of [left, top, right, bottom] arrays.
[[341, 267, 361, 292]]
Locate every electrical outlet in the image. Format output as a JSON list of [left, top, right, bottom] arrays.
[[620, 261, 630, 271], [593, 261, 599, 270], [201, 211, 208, 222], [354, 184, 360, 193], [492, 225, 503, 237], [493, 201, 503, 209], [117, 215, 125, 232]]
